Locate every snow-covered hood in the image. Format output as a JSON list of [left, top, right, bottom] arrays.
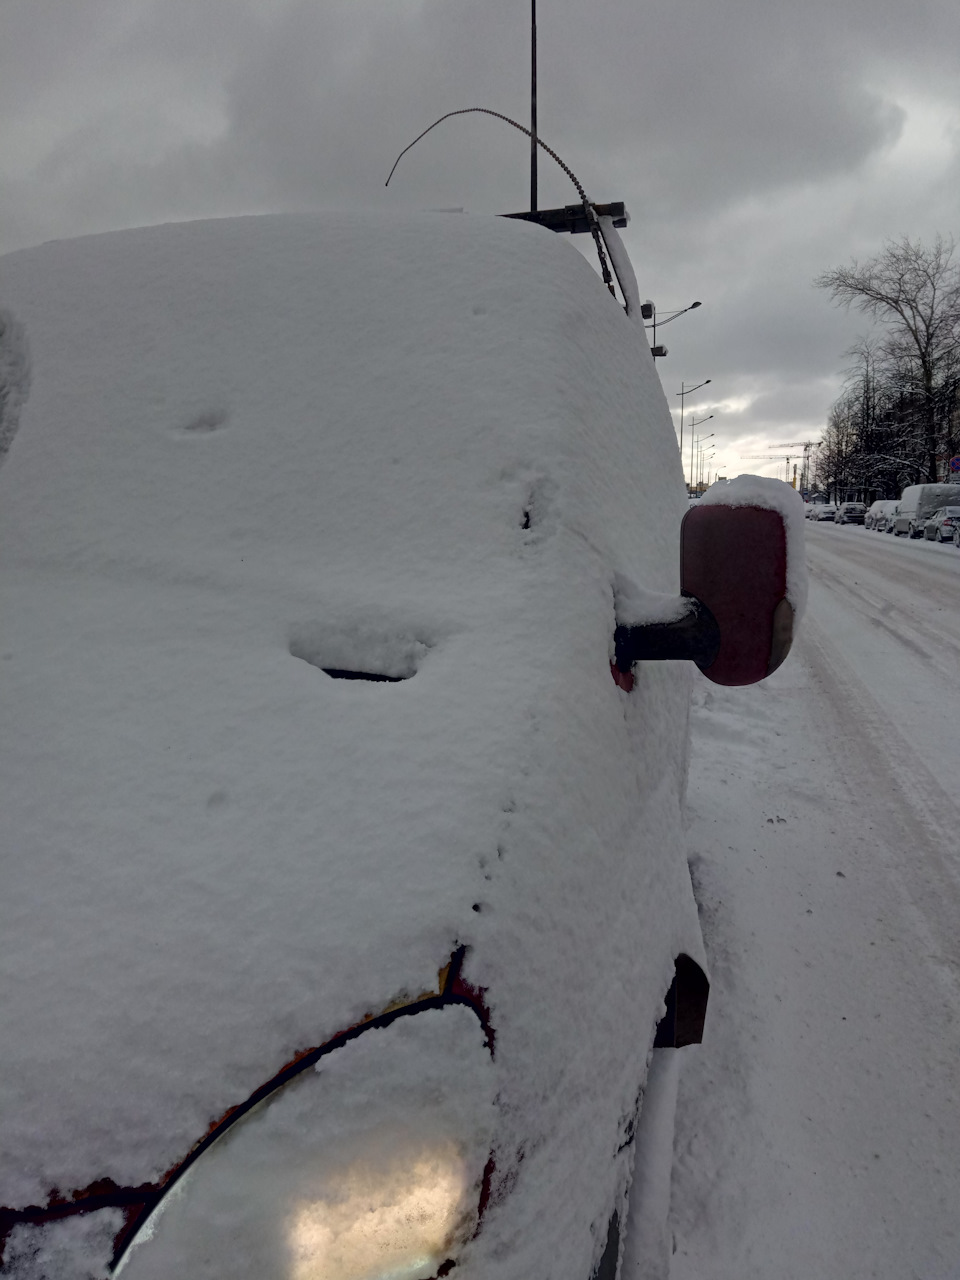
[[0, 213, 699, 1223]]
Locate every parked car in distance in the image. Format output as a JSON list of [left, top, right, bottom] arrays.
[[893, 484, 960, 537], [922, 506, 960, 541], [813, 504, 838, 521], [864, 499, 898, 531], [835, 502, 866, 525]]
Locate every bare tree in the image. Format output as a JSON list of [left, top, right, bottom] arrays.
[[816, 236, 960, 482]]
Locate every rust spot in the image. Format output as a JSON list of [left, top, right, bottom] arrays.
[[610, 660, 634, 692]]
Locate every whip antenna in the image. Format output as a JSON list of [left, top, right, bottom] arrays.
[[385, 108, 615, 295]]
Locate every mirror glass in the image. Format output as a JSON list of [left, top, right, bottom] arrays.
[[681, 505, 792, 686]]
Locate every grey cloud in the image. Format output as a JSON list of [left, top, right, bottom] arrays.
[[0, 0, 129, 114], [1, 0, 958, 453], [207, 0, 913, 215], [0, 0, 947, 233]]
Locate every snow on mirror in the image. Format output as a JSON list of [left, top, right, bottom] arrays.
[[114, 1006, 495, 1280]]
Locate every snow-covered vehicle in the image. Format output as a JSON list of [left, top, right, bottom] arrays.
[[0, 213, 803, 1280], [893, 484, 960, 538], [864, 500, 898, 532], [813, 504, 838, 521], [922, 506, 960, 541], [834, 502, 866, 525]]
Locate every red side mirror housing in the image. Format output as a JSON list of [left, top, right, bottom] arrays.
[[613, 480, 803, 689], [681, 503, 793, 685]]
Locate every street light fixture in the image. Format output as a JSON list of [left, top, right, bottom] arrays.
[[676, 379, 711, 461], [644, 301, 702, 358]]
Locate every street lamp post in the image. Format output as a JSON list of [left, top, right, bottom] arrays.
[[693, 432, 713, 491], [645, 301, 702, 359], [676, 379, 711, 466], [530, 0, 537, 213], [689, 417, 714, 492]]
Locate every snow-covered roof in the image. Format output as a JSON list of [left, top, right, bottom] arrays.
[[0, 213, 700, 1241]]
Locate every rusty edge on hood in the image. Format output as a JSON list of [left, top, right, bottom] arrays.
[[0, 945, 493, 1271]]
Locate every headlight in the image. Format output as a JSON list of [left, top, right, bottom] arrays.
[[115, 1005, 495, 1280], [287, 1143, 467, 1280]]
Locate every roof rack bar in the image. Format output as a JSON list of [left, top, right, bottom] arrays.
[[502, 201, 629, 235]]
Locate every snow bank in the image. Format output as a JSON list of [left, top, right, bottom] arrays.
[[699, 474, 808, 620]]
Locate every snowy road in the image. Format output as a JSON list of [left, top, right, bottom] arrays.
[[665, 521, 960, 1280]]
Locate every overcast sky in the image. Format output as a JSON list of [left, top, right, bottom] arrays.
[[2, 0, 958, 484]]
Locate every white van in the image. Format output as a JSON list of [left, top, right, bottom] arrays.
[[893, 484, 960, 538]]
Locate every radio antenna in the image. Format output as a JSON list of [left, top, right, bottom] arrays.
[[530, 0, 538, 213], [385, 108, 614, 294]]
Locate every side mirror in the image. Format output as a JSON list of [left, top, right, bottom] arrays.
[[613, 479, 804, 688], [680, 503, 793, 685]]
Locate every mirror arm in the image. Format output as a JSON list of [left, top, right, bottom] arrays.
[[614, 595, 721, 673]]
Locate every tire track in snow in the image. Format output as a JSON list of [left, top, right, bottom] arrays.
[[807, 522, 960, 603], [798, 616, 960, 991], [810, 558, 960, 668], [805, 527, 960, 671]]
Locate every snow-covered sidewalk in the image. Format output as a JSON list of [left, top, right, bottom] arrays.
[[668, 529, 960, 1278]]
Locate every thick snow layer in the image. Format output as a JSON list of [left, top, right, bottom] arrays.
[[613, 572, 693, 628], [0, 212, 702, 1278], [598, 217, 641, 322], [4, 1211, 122, 1280], [699, 474, 807, 619]]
